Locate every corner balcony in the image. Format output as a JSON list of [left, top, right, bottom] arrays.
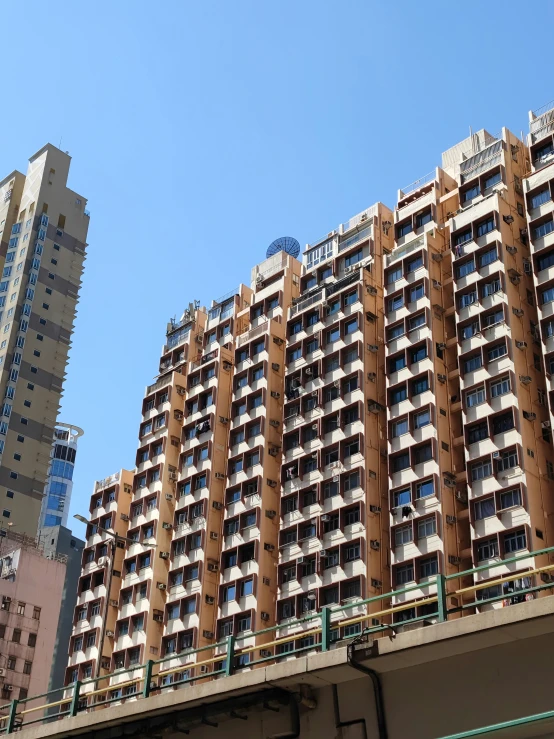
[[391, 533, 442, 566], [463, 390, 518, 425]]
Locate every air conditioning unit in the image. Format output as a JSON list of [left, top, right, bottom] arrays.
[[446, 515, 457, 525], [174, 410, 184, 420], [512, 308, 524, 317], [368, 401, 385, 413], [311, 390, 318, 397], [157, 582, 167, 590], [344, 265, 355, 274], [432, 280, 442, 289], [305, 367, 313, 376], [212, 501, 223, 510], [207, 562, 219, 572], [195, 334, 203, 343], [367, 285, 378, 295], [264, 543, 275, 552], [176, 385, 186, 395], [492, 451, 500, 459], [448, 555, 461, 565], [520, 375, 532, 385], [443, 478, 456, 488], [98, 556, 109, 567], [271, 391, 281, 399], [269, 419, 280, 428], [371, 578, 382, 588], [120, 512, 130, 523], [261, 611, 270, 621], [215, 472, 225, 480], [4, 684, 13, 692], [165, 493, 173, 501], [332, 475, 339, 483], [542, 421, 551, 429], [321, 514, 330, 522], [369, 505, 381, 513], [297, 556, 305, 564], [367, 372, 376, 382], [265, 510, 276, 519], [437, 374, 447, 383], [431, 252, 443, 262], [273, 337, 284, 346], [153, 612, 164, 623], [0, 668, 5, 677], [109, 599, 119, 607], [370, 540, 380, 551], [516, 341, 527, 349], [203, 630, 214, 639], [219, 416, 229, 424], [268, 447, 279, 457], [223, 361, 232, 371], [267, 479, 277, 488], [455, 491, 468, 503], [367, 344, 379, 353], [271, 363, 280, 371], [162, 522, 172, 530], [205, 595, 215, 605], [168, 471, 178, 482], [523, 411, 537, 421], [260, 649, 272, 657], [320, 549, 327, 557], [210, 531, 218, 540], [106, 630, 115, 638]]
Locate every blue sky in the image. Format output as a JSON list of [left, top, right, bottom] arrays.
[[1, 0, 552, 538]]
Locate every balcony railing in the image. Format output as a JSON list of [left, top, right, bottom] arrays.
[[290, 291, 323, 317], [146, 373, 173, 395], [237, 320, 270, 348], [5, 544, 554, 733], [94, 471, 120, 492]]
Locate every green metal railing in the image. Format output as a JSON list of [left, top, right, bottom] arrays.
[[2, 545, 553, 734]]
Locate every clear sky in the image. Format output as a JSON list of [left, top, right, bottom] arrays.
[[1, 0, 552, 538]]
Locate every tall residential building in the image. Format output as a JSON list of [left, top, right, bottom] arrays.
[[0, 146, 89, 537], [39, 422, 83, 530], [66, 470, 134, 693], [66, 101, 554, 700]]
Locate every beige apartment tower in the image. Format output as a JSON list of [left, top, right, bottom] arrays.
[[0, 146, 89, 537], [66, 101, 554, 700]]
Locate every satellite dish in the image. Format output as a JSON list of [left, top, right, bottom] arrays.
[[266, 236, 300, 260]]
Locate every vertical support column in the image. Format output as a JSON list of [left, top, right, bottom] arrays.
[[436, 574, 448, 622], [6, 699, 18, 734], [69, 681, 81, 717], [226, 635, 235, 676], [321, 606, 332, 651], [142, 660, 154, 698]]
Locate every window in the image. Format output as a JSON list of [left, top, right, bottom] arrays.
[[415, 479, 434, 499], [530, 188, 551, 209], [413, 444, 432, 465], [471, 460, 492, 481], [479, 245, 498, 267], [344, 318, 358, 335], [534, 220, 554, 240], [409, 283, 424, 302], [388, 322, 404, 340], [456, 259, 475, 278], [16, 602, 25, 615], [395, 525, 412, 547], [327, 326, 340, 343], [504, 529, 527, 553], [477, 217, 495, 237], [413, 409, 430, 429], [468, 422, 488, 444], [344, 248, 363, 268], [459, 291, 477, 308], [487, 343, 507, 361], [390, 385, 407, 405], [392, 418, 408, 437], [396, 564, 415, 585], [411, 377, 429, 396], [474, 498, 495, 520], [391, 452, 410, 472], [482, 308, 503, 328], [462, 183, 480, 202], [388, 293, 404, 312], [417, 517, 436, 538], [387, 265, 402, 284], [499, 488, 522, 510], [12, 628, 21, 643], [397, 221, 412, 238], [416, 210, 432, 228], [466, 386, 485, 407], [464, 354, 482, 373], [477, 537, 499, 561], [420, 557, 438, 579], [484, 172, 502, 190]]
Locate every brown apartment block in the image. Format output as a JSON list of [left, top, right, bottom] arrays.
[[0, 146, 88, 537], [67, 101, 554, 695]]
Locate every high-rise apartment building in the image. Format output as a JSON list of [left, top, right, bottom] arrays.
[[0, 146, 89, 537], [39, 422, 83, 530], [66, 101, 554, 700]]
